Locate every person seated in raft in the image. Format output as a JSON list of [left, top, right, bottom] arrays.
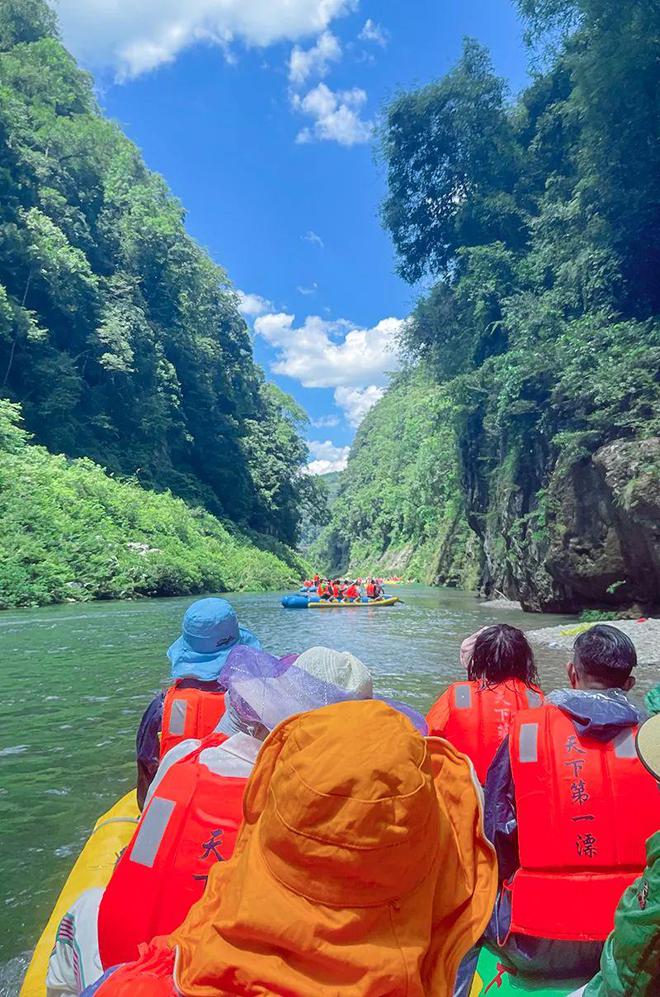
[[566, 712, 660, 997], [77, 698, 497, 997], [344, 580, 361, 601], [316, 579, 331, 599], [482, 624, 660, 981], [426, 625, 544, 784], [365, 577, 377, 599], [135, 597, 261, 809], [331, 578, 342, 600], [47, 646, 386, 996]]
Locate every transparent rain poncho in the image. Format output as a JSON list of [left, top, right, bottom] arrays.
[[218, 645, 427, 736]]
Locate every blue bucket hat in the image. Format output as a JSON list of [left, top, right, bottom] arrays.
[[167, 597, 261, 683]]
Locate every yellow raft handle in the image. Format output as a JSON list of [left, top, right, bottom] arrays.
[[93, 815, 140, 834]]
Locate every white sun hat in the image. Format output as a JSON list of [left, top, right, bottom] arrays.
[[217, 645, 373, 736], [295, 646, 374, 699]]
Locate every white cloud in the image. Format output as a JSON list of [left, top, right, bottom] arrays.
[[359, 18, 388, 47], [302, 230, 325, 248], [253, 311, 403, 388], [292, 83, 372, 146], [311, 414, 340, 428], [52, 0, 353, 79], [334, 384, 384, 426], [288, 30, 341, 86], [297, 282, 318, 296], [237, 290, 273, 318], [307, 439, 350, 475]]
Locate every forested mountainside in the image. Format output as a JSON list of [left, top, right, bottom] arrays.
[[315, 370, 480, 585], [0, 0, 318, 551], [319, 0, 660, 612], [297, 471, 342, 550], [0, 400, 307, 608]]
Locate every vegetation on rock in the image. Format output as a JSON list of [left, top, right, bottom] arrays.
[[314, 369, 480, 586], [322, 0, 660, 610]]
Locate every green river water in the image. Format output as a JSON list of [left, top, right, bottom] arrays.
[[1, 586, 656, 994]]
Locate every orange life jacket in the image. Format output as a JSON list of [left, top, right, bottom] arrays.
[[98, 733, 247, 970], [332, 583, 341, 598], [505, 704, 660, 942], [427, 679, 543, 784], [366, 583, 376, 598], [159, 682, 226, 759], [345, 585, 359, 600]]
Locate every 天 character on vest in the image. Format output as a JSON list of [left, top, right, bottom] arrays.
[[76, 700, 497, 997]]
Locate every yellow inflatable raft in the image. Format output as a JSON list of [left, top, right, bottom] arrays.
[[20, 791, 140, 997], [309, 597, 400, 609]]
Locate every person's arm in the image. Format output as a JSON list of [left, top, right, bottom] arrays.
[[583, 832, 660, 997], [484, 737, 519, 883], [136, 692, 164, 811]]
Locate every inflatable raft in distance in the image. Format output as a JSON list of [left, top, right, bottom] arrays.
[[282, 594, 400, 609]]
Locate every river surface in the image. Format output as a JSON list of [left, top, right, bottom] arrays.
[[1, 586, 656, 993]]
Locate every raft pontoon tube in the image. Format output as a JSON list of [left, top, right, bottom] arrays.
[[282, 595, 400, 609]]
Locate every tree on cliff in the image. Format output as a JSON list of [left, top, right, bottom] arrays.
[[324, 0, 660, 608], [0, 0, 313, 545]]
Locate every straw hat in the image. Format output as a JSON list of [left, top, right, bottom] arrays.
[[295, 645, 373, 699], [636, 713, 660, 781]]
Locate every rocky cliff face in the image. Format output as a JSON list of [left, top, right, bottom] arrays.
[[470, 436, 660, 612], [545, 437, 660, 611]]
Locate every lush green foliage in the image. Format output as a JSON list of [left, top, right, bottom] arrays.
[[297, 471, 340, 550], [327, 0, 660, 600], [0, 0, 312, 547], [0, 401, 307, 608], [315, 369, 479, 585]]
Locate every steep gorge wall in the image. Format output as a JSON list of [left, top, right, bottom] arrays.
[[314, 370, 481, 587], [322, 369, 660, 613], [462, 428, 660, 612]]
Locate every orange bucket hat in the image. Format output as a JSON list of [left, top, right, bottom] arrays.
[[171, 699, 496, 996]]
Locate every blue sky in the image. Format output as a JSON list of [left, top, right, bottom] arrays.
[[54, 0, 530, 473]]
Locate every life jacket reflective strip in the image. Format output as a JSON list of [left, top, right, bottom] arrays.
[[506, 704, 660, 942], [428, 680, 543, 784], [159, 682, 226, 759], [98, 733, 247, 969]]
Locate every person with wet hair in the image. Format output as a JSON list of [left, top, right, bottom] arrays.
[[427, 624, 544, 784], [482, 624, 659, 981]]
